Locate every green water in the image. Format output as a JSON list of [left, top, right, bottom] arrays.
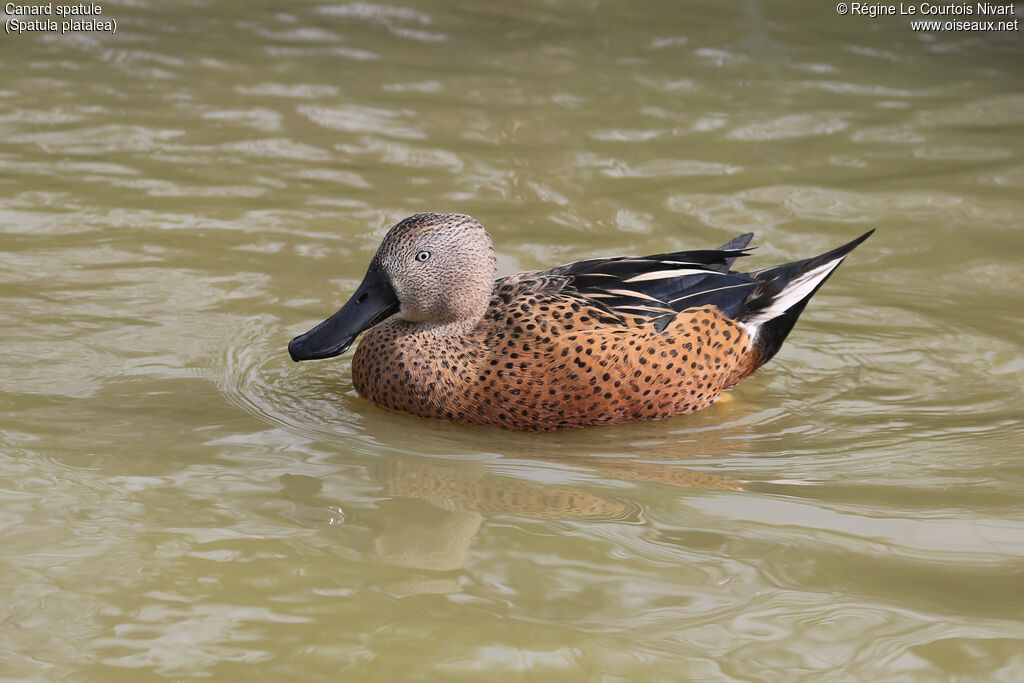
[[2, 1, 1023, 680]]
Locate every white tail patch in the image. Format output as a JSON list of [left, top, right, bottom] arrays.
[[740, 320, 761, 345], [743, 257, 847, 324]]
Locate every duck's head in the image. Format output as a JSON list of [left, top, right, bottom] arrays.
[[288, 212, 497, 361]]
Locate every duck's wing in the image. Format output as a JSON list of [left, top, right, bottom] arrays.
[[493, 230, 872, 369], [716, 232, 754, 267], [546, 234, 761, 324]]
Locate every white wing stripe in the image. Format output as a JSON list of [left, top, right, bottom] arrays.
[[624, 268, 727, 283], [603, 288, 666, 302], [669, 282, 752, 304]]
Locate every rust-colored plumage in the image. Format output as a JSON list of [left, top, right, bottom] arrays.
[[289, 213, 872, 431]]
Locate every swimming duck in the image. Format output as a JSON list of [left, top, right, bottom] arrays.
[[289, 213, 872, 431]]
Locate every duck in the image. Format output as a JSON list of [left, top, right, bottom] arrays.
[[289, 213, 872, 431]]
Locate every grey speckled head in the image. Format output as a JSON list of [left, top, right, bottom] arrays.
[[288, 212, 496, 361], [371, 213, 497, 325]]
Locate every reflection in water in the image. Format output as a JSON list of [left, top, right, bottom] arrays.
[[365, 453, 745, 588], [375, 456, 647, 522]]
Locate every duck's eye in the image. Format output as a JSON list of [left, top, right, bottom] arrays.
[[415, 250, 431, 262]]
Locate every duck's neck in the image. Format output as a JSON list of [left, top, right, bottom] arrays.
[[394, 287, 491, 339], [395, 316, 480, 340]]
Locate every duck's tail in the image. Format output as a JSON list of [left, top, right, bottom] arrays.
[[739, 229, 874, 367]]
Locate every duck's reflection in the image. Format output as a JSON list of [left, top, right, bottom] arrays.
[[371, 497, 482, 572], [374, 456, 646, 522], [361, 443, 745, 590]]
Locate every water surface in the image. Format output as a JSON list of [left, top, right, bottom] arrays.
[[2, 1, 1023, 680]]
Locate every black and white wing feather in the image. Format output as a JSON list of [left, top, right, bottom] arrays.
[[552, 233, 760, 323]]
